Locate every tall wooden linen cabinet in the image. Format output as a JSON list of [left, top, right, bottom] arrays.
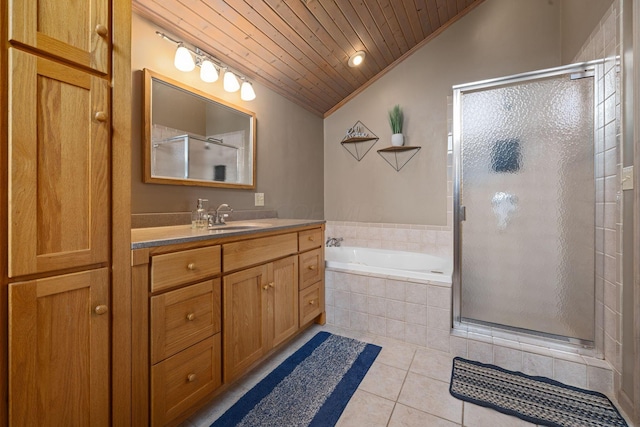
[[0, 0, 132, 425]]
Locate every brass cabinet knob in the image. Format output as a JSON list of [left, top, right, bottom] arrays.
[[263, 284, 269, 290], [94, 111, 107, 122], [95, 24, 108, 37], [308, 236, 314, 241], [94, 305, 108, 315], [268, 282, 274, 288], [309, 300, 315, 305], [186, 313, 195, 321], [187, 373, 196, 382], [308, 265, 317, 270], [187, 263, 196, 270]]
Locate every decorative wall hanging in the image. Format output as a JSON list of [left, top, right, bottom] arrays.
[[340, 121, 379, 161]]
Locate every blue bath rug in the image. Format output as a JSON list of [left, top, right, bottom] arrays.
[[211, 331, 381, 427], [449, 357, 628, 427]]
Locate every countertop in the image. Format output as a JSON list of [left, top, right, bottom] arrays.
[[131, 218, 325, 249]]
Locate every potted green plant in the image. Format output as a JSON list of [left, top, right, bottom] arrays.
[[388, 104, 404, 146]]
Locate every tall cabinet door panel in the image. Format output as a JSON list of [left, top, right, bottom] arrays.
[[8, 268, 110, 427], [8, 49, 109, 277], [8, 0, 109, 73], [269, 255, 298, 348], [223, 264, 268, 383]]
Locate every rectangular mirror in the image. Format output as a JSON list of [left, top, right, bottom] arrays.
[[143, 68, 256, 189]]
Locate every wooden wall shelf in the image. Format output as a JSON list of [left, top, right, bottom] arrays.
[[377, 146, 421, 171], [342, 136, 377, 144]]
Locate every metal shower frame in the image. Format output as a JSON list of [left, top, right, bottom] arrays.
[[451, 60, 605, 348]]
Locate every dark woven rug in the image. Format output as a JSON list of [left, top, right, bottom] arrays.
[[450, 357, 628, 427], [211, 332, 381, 427]]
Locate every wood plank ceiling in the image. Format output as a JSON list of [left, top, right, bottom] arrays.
[[132, 0, 485, 117]]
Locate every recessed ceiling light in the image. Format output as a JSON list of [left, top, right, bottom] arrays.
[[348, 51, 366, 67]]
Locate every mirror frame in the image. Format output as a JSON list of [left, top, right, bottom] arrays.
[[143, 68, 257, 189]]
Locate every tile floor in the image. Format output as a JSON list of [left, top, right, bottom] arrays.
[[184, 324, 634, 427]]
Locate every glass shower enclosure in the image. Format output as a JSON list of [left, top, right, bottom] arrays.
[[452, 63, 598, 345]]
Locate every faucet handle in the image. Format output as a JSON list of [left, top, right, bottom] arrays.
[[214, 203, 233, 224]]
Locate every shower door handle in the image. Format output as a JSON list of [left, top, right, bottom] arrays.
[[459, 206, 466, 221]]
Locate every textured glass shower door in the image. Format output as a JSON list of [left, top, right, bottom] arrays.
[[454, 67, 595, 343]]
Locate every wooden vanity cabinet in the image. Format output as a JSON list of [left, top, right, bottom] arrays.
[[131, 225, 325, 426]]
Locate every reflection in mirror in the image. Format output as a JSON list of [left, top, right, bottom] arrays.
[[143, 68, 256, 188]]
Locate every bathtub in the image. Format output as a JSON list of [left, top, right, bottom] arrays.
[[325, 246, 452, 283]]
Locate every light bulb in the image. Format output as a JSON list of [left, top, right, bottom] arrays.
[[348, 51, 366, 67], [240, 81, 256, 101], [200, 59, 218, 82], [223, 69, 240, 92], [174, 44, 195, 72]]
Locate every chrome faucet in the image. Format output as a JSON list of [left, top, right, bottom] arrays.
[[326, 237, 343, 247], [210, 203, 233, 225]]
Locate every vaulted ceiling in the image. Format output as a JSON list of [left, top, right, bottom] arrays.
[[132, 0, 485, 117]]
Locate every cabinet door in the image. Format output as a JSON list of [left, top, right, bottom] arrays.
[[8, 49, 109, 277], [223, 264, 268, 383], [9, 0, 109, 73], [269, 255, 299, 348], [9, 268, 109, 427]]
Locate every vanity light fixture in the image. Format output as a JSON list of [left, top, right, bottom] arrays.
[[240, 79, 256, 101], [174, 43, 195, 72], [156, 30, 256, 100], [348, 51, 366, 67], [200, 59, 219, 82], [223, 68, 240, 92]]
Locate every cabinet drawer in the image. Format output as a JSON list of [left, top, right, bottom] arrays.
[[299, 248, 323, 290], [151, 246, 221, 292], [223, 233, 297, 272], [298, 228, 322, 252], [299, 282, 324, 326], [151, 279, 221, 364], [151, 334, 222, 427]]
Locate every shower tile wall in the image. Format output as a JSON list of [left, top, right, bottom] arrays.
[[573, 2, 623, 392]]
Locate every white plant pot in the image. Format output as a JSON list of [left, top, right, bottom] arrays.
[[391, 133, 404, 146]]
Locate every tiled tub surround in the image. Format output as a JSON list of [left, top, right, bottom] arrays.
[[325, 221, 453, 258], [325, 268, 615, 399], [325, 269, 452, 351]]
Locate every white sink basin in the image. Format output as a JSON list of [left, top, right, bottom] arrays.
[[208, 222, 272, 231]]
